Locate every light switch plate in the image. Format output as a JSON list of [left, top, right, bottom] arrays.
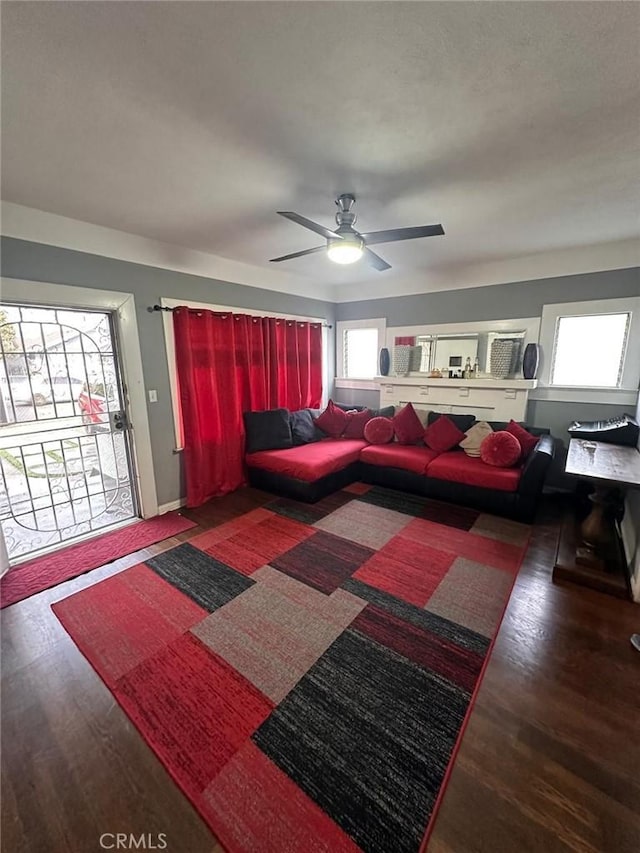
[[148, 389, 158, 403]]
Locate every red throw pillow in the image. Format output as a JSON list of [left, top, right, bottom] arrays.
[[480, 431, 522, 468], [364, 416, 395, 445], [424, 415, 466, 454], [313, 399, 348, 438], [506, 420, 539, 458], [342, 408, 373, 439], [393, 403, 425, 445]]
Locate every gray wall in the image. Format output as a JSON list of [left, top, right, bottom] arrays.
[[0, 237, 335, 506], [335, 267, 639, 325]]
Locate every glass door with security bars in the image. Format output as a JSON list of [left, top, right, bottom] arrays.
[[0, 303, 139, 563]]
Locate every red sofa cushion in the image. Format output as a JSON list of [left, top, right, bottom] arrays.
[[506, 420, 539, 458], [360, 444, 439, 474], [342, 408, 373, 439], [426, 450, 522, 492], [393, 403, 424, 445], [364, 417, 395, 445], [480, 431, 522, 468], [246, 438, 366, 482], [313, 400, 348, 438], [424, 415, 466, 453]]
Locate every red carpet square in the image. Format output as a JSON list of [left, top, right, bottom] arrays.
[[203, 514, 315, 576], [52, 564, 206, 687], [353, 537, 454, 607], [189, 508, 274, 552], [202, 741, 361, 853], [117, 632, 274, 801], [399, 517, 524, 572]]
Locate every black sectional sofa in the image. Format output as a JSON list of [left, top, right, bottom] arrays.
[[244, 407, 554, 522]]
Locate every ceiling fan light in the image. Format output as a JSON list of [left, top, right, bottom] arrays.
[[327, 240, 363, 265]]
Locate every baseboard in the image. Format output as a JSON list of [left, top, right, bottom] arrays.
[[158, 498, 186, 515]]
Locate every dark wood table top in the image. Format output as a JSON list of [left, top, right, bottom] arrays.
[[565, 438, 640, 487]]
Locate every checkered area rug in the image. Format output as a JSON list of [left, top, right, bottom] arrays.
[[53, 484, 530, 853]]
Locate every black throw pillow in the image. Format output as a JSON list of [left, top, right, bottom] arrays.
[[335, 403, 395, 417], [427, 411, 476, 432], [335, 402, 367, 412], [290, 409, 323, 445], [243, 408, 293, 454], [372, 405, 395, 418]]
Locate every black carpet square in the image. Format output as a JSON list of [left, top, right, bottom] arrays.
[[271, 530, 374, 595], [145, 543, 253, 611], [343, 577, 489, 656], [420, 499, 480, 530], [267, 490, 355, 525], [356, 485, 433, 517], [253, 629, 469, 853]]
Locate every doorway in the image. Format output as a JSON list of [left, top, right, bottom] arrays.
[[0, 302, 140, 562]]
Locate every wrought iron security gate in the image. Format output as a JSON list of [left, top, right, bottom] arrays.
[[0, 303, 139, 562]]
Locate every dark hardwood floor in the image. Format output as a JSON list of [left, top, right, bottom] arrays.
[[2, 490, 639, 853]]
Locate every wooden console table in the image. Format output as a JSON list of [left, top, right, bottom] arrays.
[[553, 439, 640, 598]]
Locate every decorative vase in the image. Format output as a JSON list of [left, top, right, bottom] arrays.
[[522, 343, 540, 379], [409, 345, 423, 372], [379, 347, 390, 376], [393, 345, 411, 376], [490, 340, 514, 379]]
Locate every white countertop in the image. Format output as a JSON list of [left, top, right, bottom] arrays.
[[376, 376, 537, 389]]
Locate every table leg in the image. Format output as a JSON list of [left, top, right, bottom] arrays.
[[576, 486, 616, 569]]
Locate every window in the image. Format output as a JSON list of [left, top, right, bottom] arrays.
[[551, 313, 630, 387], [538, 297, 640, 402], [343, 328, 378, 378], [336, 319, 386, 381]]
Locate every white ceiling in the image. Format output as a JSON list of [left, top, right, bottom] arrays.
[[2, 1, 639, 301]]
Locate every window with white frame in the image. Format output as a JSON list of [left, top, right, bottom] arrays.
[[539, 297, 640, 397], [336, 318, 386, 380], [550, 312, 630, 387]]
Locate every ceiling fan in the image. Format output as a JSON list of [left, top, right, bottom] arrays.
[[269, 194, 444, 271]]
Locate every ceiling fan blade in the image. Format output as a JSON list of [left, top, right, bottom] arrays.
[[360, 224, 445, 245], [277, 211, 342, 241], [269, 246, 326, 263], [364, 248, 392, 271]]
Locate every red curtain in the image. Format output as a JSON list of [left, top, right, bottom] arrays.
[[173, 309, 323, 506]]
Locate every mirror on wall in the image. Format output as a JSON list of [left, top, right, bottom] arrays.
[[413, 330, 527, 378]]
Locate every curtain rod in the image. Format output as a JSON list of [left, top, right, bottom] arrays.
[[149, 304, 332, 329]]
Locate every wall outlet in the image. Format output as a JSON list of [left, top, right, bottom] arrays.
[[148, 389, 158, 403]]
